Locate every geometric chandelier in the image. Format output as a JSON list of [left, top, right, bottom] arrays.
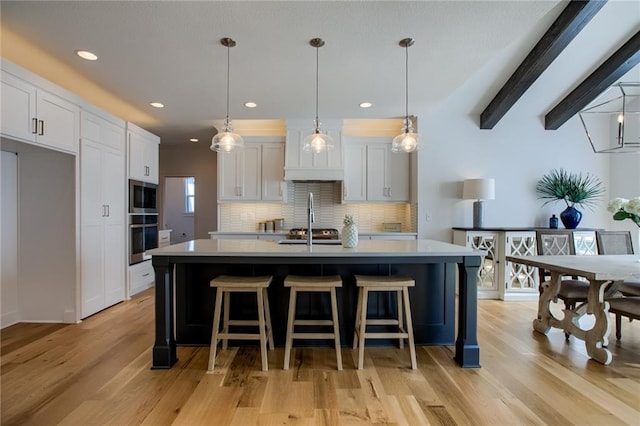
[[578, 82, 640, 154]]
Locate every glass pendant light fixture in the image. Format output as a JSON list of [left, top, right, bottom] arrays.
[[392, 38, 420, 153], [211, 37, 245, 153], [303, 38, 334, 154]]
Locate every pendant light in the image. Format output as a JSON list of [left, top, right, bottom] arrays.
[[211, 37, 245, 153], [302, 38, 334, 154], [392, 38, 420, 153]]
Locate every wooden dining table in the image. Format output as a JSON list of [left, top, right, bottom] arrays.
[[506, 254, 640, 365]]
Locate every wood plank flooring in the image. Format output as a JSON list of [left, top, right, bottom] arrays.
[[1, 289, 639, 425]]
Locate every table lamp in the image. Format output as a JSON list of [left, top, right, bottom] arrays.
[[463, 178, 495, 228]]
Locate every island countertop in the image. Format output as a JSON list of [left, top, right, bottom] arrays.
[[147, 238, 479, 258]]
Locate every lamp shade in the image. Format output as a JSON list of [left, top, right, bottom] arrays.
[[463, 178, 495, 200]]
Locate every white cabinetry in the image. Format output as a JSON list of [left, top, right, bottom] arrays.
[[218, 140, 285, 202], [453, 229, 538, 301], [284, 120, 343, 181], [159, 230, 172, 247], [80, 109, 126, 318], [128, 123, 160, 184], [1, 69, 79, 154], [343, 137, 409, 202], [129, 260, 154, 296]]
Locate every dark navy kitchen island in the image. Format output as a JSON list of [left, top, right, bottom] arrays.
[[148, 239, 482, 369]]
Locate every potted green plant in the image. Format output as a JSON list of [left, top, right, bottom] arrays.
[[535, 168, 604, 229]]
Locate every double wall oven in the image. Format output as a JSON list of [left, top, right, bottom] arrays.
[[129, 179, 158, 264]]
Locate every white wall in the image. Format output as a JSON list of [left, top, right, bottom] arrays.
[[1, 138, 76, 323], [1, 150, 19, 327], [415, 0, 640, 242]]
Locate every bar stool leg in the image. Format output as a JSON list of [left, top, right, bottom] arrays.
[[256, 288, 268, 372], [357, 288, 369, 369], [263, 288, 275, 350], [353, 286, 363, 349], [330, 287, 343, 370], [208, 287, 224, 371], [402, 287, 417, 370], [283, 288, 298, 370], [396, 289, 404, 349], [222, 290, 231, 350]]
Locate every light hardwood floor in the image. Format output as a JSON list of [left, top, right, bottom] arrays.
[[2, 289, 639, 425]]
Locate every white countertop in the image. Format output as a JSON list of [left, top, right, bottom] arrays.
[[207, 231, 418, 236], [148, 238, 478, 258]]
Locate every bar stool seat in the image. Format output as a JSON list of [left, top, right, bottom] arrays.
[[283, 275, 343, 370], [208, 275, 274, 372], [353, 275, 417, 370]]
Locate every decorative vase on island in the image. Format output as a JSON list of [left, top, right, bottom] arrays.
[[342, 223, 358, 248], [560, 206, 582, 229]]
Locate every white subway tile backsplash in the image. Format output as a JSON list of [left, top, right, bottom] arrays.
[[219, 181, 414, 232]]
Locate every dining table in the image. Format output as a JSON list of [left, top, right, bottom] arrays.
[[506, 254, 640, 365]]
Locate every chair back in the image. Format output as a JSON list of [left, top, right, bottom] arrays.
[[535, 230, 575, 285], [596, 230, 634, 255]]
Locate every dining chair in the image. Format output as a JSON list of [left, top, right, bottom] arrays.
[[595, 230, 640, 297], [535, 230, 589, 317]]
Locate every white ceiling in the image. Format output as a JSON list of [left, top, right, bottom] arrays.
[[1, 1, 564, 144]]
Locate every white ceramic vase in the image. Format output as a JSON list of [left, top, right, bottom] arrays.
[[342, 224, 358, 248]]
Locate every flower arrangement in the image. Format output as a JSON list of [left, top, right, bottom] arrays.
[[535, 168, 604, 209], [343, 214, 355, 226], [607, 197, 640, 228]]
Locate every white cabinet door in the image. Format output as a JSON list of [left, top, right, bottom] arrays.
[[241, 144, 261, 201], [36, 89, 79, 153], [81, 112, 125, 318], [367, 144, 409, 202], [1, 71, 79, 153], [128, 125, 160, 184], [284, 120, 343, 181], [261, 143, 285, 201], [218, 150, 242, 201], [343, 143, 367, 202], [1, 71, 37, 143]]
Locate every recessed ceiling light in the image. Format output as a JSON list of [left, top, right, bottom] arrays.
[[150, 102, 165, 108], [189, 138, 199, 143], [359, 102, 372, 108], [244, 101, 257, 108], [75, 50, 98, 61]]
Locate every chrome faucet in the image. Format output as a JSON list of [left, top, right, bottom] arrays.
[[307, 192, 315, 246]]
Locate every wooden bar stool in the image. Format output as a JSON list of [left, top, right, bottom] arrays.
[[207, 275, 274, 372], [353, 275, 417, 370], [283, 275, 343, 371]]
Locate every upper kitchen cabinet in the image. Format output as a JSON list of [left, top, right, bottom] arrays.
[[284, 119, 343, 181], [1, 61, 80, 155], [343, 137, 410, 202], [127, 122, 160, 184], [218, 138, 286, 202]]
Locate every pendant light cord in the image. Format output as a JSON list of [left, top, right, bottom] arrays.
[[404, 43, 409, 128], [226, 44, 230, 124], [315, 45, 319, 128]]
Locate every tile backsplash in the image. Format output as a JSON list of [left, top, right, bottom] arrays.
[[219, 181, 414, 232]]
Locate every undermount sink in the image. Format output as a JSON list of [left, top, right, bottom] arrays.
[[276, 239, 342, 245]]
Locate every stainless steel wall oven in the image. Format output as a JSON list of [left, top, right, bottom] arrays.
[[129, 179, 157, 213], [129, 214, 158, 264]]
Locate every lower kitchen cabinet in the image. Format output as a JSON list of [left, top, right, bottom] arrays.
[[453, 228, 598, 301], [129, 260, 154, 296], [158, 229, 172, 247], [80, 110, 126, 318]]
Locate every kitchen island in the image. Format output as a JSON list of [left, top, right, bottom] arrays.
[[148, 239, 483, 369]]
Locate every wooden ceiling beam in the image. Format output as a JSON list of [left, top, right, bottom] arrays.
[[480, 0, 606, 130], [544, 30, 640, 130]]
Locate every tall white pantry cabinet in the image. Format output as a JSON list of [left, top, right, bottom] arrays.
[[80, 109, 126, 318]]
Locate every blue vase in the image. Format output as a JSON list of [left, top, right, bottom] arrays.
[[560, 206, 582, 229]]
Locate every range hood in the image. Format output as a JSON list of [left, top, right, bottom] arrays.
[[284, 119, 344, 181]]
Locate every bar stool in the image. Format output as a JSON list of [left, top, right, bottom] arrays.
[[207, 275, 274, 372], [353, 275, 417, 370], [283, 275, 343, 370]]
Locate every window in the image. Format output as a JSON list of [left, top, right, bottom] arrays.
[[185, 177, 195, 214]]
